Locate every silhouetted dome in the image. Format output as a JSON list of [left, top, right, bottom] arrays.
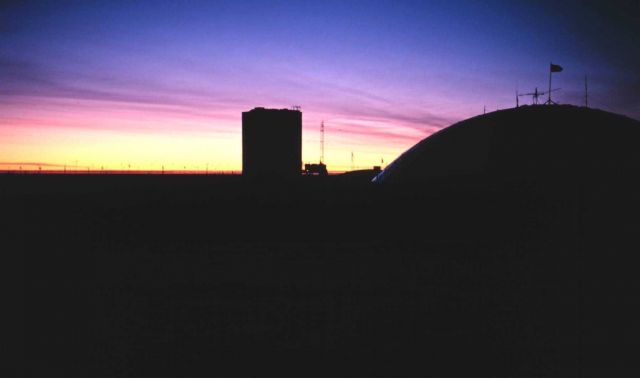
[[374, 105, 640, 184]]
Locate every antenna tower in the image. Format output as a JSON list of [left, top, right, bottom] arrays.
[[519, 87, 558, 105]]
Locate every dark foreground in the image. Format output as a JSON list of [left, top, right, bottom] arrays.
[[7, 173, 640, 377]]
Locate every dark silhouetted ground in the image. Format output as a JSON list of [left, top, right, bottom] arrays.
[[10, 106, 640, 377]]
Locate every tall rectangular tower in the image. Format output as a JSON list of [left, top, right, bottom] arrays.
[[242, 107, 302, 177]]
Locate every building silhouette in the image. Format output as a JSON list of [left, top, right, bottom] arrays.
[[303, 163, 328, 176], [242, 107, 302, 178]]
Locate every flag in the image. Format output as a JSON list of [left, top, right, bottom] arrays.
[[550, 63, 563, 73]]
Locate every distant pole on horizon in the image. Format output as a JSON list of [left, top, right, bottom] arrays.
[[320, 121, 325, 164], [548, 62, 552, 104], [351, 151, 354, 171], [585, 75, 589, 108], [516, 90, 519, 108], [548, 66, 551, 103]]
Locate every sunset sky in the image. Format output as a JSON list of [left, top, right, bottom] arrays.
[[1, 0, 638, 172]]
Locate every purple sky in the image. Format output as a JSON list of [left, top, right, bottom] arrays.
[[1, 0, 638, 171]]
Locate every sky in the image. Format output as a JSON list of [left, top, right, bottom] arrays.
[[1, 0, 638, 172]]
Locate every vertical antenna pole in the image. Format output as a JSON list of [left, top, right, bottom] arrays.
[[320, 121, 325, 164], [548, 62, 552, 104], [351, 152, 354, 171], [585, 75, 588, 108]]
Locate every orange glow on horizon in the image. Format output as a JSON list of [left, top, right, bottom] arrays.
[[0, 97, 443, 173]]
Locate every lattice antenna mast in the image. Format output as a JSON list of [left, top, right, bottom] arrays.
[[320, 121, 325, 164]]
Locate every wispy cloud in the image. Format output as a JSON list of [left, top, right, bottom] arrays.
[[0, 162, 67, 168], [1, 54, 454, 144]]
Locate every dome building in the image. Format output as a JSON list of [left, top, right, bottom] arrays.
[[374, 105, 640, 185]]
